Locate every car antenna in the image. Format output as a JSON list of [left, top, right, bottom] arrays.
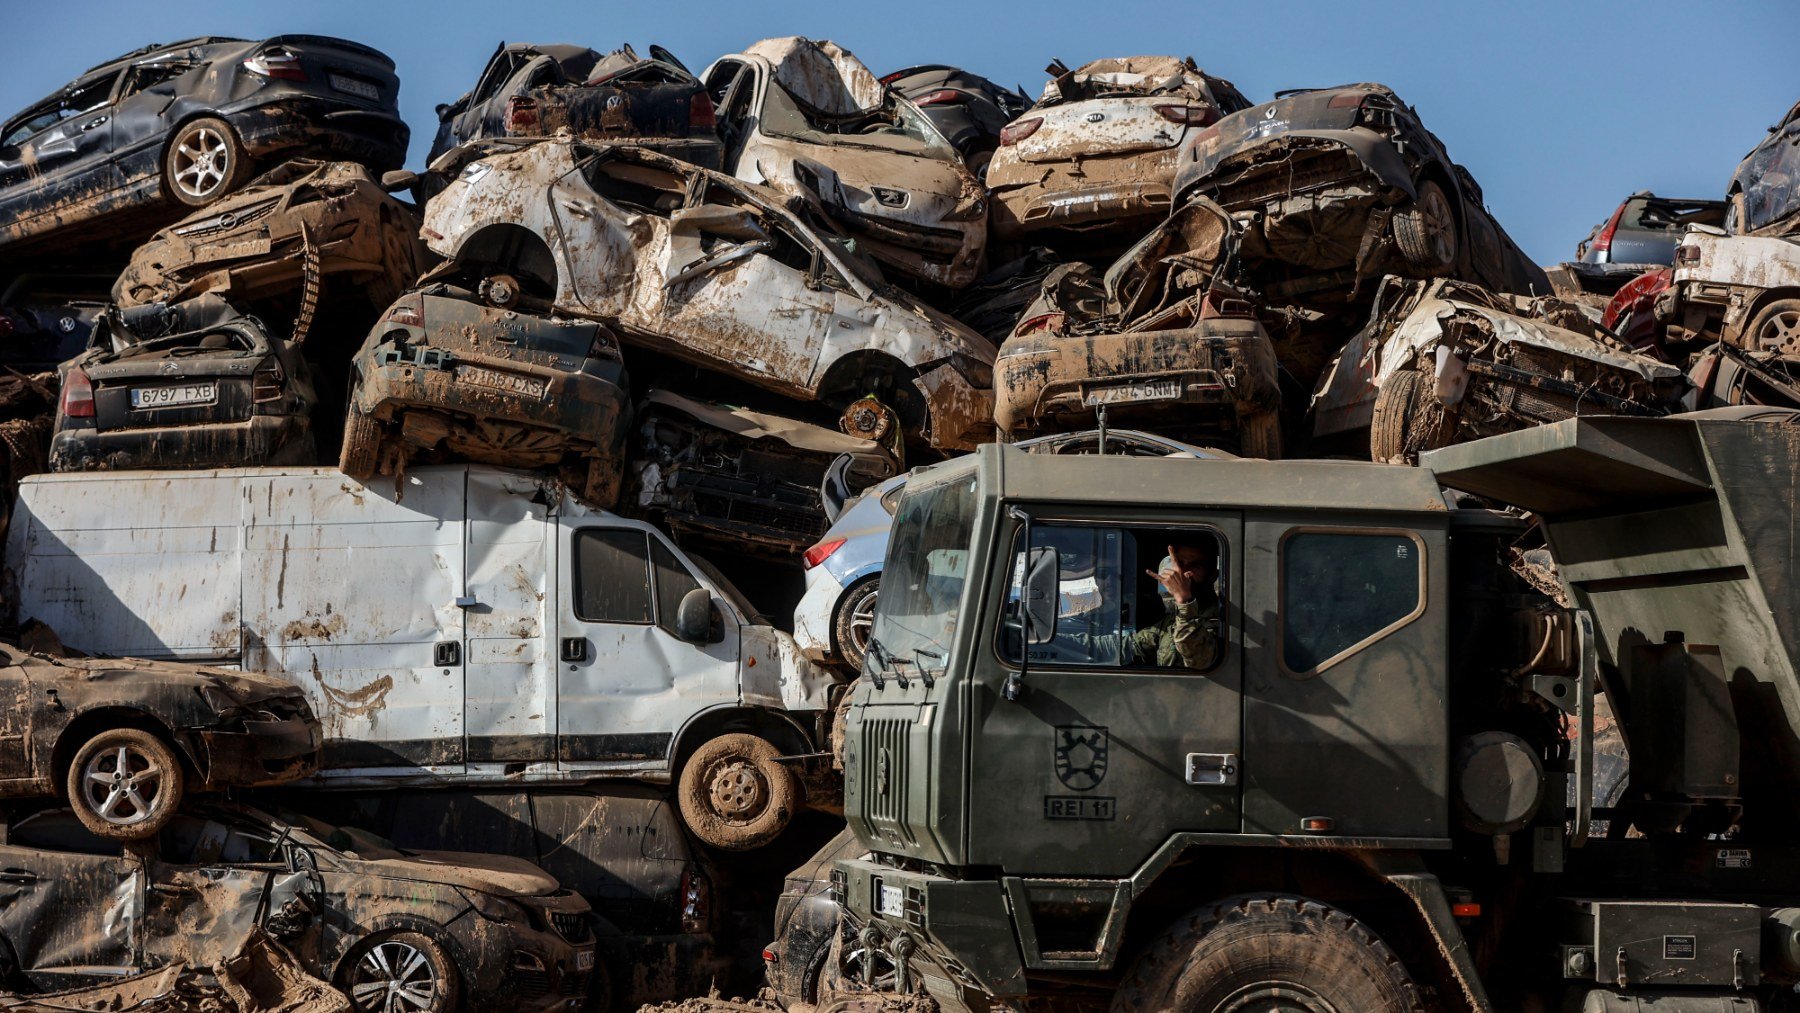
[[1096, 402, 1108, 455]]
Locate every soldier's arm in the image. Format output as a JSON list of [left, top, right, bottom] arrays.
[[1172, 600, 1221, 670]]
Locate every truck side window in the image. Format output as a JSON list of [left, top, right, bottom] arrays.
[[649, 538, 702, 638], [1280, 530, 1423, 675], [573, 528, 653, 624]]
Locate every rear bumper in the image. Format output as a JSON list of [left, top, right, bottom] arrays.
[[226, 96, 409, 171], [49, 414, 314, 471], [991, 177, 1171, 240], [793, 567, 849, 663], [196, 715, 321, 788]]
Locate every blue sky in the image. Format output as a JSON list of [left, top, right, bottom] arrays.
[[5, 0, 1794, 264]]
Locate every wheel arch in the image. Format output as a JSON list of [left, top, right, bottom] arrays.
[[326, 915, 476, 993], [670, 705, 813, 776], [444, 221, 560, 298], [1725, 287, 1800, 344], [51, 706, 198, 797], [814, 350, 924, 427]]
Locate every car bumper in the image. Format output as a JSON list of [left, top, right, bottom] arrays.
[[49, 415, 314, 472], [196, 715, 321, 788], [990, 177, 1172, 240], [463, 922, 595, 1013], [793, 567, 849, 663], [227, 97, 409, 171]]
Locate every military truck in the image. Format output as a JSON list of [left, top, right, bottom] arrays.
[[833, 408, 1800, 1011]]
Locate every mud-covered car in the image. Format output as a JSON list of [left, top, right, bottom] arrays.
[[703, 38, 987, 289], [987, 56, 1252, 244], [0, 804, 594, 1012], [0, 36, 407, 259], [50, 295, 316, 472], [764, 827, 865, 1009], [340, 284, 630, 507], [995, 197, 1282, 456], [112, 159, 427, 325], [1311, 276, 1689, 461], [1178, 83, 1547, 308], [428, 42, 721, 172], [878, 65, 1031, 173], [0, 274, 108, 372], [1727, 98, 1800, 240], [422, 138, 997, 452], [0, 642, 317, 841]]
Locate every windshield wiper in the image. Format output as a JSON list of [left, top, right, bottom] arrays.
[[866, 635, 895, 689], [913, 646, 941, 688]]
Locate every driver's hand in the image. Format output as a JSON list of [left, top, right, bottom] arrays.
[[1147, 544, 1197, 604]]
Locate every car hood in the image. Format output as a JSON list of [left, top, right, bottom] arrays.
[[41, 656, 303, 701], [349, 849, 562, 898]]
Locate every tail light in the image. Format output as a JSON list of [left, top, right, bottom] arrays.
[[998, 116, 1043, 146], [1154, 104, 1217, 126], [1013, 312, 1064, 337], [243, 47, 307, 82], [505, 96, 540, 133], [689, 92, 717, 129], [386, 302, 423, 327], [878, 70, 905, 85], [912, 89, 967, 107], [252, 357, 286, 403], [802, 537, 846, 570], [680, 868, 711, 934], [1591, 204, 1627, 255], [1327, 91, 1366, 109], [60, 367, 95, 419], [0, 316, 12, 338], [1676, 244, 1701, 263]]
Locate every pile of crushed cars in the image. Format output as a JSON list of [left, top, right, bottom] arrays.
[[0, 27, 1795, 1013]]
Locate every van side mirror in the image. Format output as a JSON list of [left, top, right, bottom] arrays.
[[380, 169, 419, 193], [1022, 546, 1059, 645], [676, 587, 715, 643]]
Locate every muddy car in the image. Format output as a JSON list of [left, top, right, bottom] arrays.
[[1178, 83, 1547, 309], [878, 65, 1031, 173], [630, 390, 897, 559], [421, 138, 996, 452], [1311, 276, 1689, 461], [112, 160, 427, 327], [994, 198, 1282, 456], [764, 827, 865, 1009], [702, 38, 987, 289], [429, 42, 721, 172], [0, 804, 594, 1012], [0, 36, 407, 259], [0, 289, 105, 373], [987, 56, 1252, 244], [50, 296, 317, 472], [0, 641, 317, 841], [340, 284, 631, 506]]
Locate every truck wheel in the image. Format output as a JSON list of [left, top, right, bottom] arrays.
[[67, 728, 184, 841], [1370, 368, 1446, 464], [340, 930, 461, 1013], [678, 733, 798, 851], [1744, 298, 1800, 355], [339, 405, 384, 479], [1393, 179, 1458, 276], [1112, 895, 1424, 1013], [830, 679, 857, 772], [1237, 411, 1283, 460], [163, 117, 247, 207], [833, 576, 880, 673]]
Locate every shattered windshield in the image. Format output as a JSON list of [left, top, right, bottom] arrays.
[[759, 79, 956, 161], [868, 462, 978, 681], [1739, 125, 1800, 234]]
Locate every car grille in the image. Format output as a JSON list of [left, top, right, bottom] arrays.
[[551, 910, 591, 942], [516, 967, 588, 1003], [172, 197, 281, 239]]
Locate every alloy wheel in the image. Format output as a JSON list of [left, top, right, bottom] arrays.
[[81, 744, 164, 827], [348, 940, 440, 1013], [173, 127, 230, 200]]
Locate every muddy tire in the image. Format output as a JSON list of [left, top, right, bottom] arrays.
[[830, 679, 857, 772], [833, 576, 880, 673], [678, 733, 798, 851], [1111, 894, 1424, 1013], [1745, 298, 1800, 355], [67, 728, 183, 842], [339, 404, 383, 479], [1393, 179, 1458, 276], [163, 117, 247, 207], [1370, 367, 1446, 464], [1237, 411, 1283, 460], [339, 930, 461, 1013]]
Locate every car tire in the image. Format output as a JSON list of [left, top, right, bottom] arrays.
[[163, 117, 248, 208], [832, 576, 880, 673], [677, 732, 798, 852], [1393, 179, 1459, 276], [339, 404, 384, 479], [66, 727, 184, 842], [339, 930, 461, 1013], [1111, 894, 1424, 1013], [1370, 367, 1446, 464], [1744, 298, 1800, 355], [1237, 411, 1283, 460]]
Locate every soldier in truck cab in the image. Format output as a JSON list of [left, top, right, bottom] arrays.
[[1125, 541, 1221, 670]]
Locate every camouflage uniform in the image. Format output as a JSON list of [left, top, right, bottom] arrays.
[[1126, 598, 1220, 669]]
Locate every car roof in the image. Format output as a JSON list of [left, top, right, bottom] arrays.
[[82, 37, 247, 77]]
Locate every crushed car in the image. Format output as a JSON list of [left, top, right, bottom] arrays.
[[0, 804, 595, 1012], [1311, 276, 1690, 461], [0, 928, 348, 1013], [0, 639, 317, 841], [994, 197, 1283, 456], [878, 65, 1031, 173], [702, 37, 987, 289], [51, 295, 317, 471], [421, 138, 997, 452], [429, 42, 721, 173], [0, 273, 110, 372], [986, 56, 1253, 244], [340, 283, 631, 507], [1177, 83, 1548, 311], [0, 36, 407, 259]]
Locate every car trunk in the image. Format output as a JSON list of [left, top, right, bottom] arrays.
[[265, 34, 401, 110], [88, 337, 264, 433], [1013, 96, 1194, 163]]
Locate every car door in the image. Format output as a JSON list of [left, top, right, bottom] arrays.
[[139, 813, 308, 973], [463, 470, 553, 769], [0, 73, 120, 228], [0, 817, 144, 988], [108, 59, 195, 185]]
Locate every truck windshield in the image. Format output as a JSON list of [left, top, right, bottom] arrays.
[[871, 464, 978, 679]]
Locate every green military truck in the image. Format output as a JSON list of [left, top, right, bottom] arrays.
[[833, 408, 1800, 1012]]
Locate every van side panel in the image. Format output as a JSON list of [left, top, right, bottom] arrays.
[[463, 470, 553, 766]]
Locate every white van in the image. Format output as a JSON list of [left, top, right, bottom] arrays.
[[4, 465, 839, 850]]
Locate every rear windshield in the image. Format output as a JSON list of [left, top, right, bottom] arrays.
[[759, 80, 955, 161], [1620, 197, 1725, 233]]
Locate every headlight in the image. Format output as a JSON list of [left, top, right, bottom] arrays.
[[196, 683, 245, 717], [460, 889, 533, 926]]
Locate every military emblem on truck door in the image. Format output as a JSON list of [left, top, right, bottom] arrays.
[[1054, 725, 1109, 790]]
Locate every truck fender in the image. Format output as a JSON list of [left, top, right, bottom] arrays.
[[1355, 851, 1492, 1013]]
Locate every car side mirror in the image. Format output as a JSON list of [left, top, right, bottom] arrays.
[[1022, 546, 1059, 645], [676, 587, 715, 643], [380, 169, 419, 193]]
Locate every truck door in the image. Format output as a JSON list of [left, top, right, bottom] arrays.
[[969, 515, 1243, 876], [463, 470, 553, 769]]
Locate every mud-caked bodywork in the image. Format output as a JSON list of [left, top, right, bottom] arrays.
[[995, 198, 1281, 456], [1312, 276, 1688, 461], [702, 38, 987, 289], [879, 65, 1031, 172], [987, 56, 1252, 244], [1178, 83, 1547, 310], [342, 284, 630, 506], [422, 139, 996, 452], [50, 296, 317, 471], [1655, 228, 1800, 408]]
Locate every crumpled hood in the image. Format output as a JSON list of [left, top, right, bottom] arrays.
[[743, 37, 885, 116], [356, 850, 561, 898], [48, 657, 303, 701]]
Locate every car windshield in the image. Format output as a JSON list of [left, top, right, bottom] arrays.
[[1739, 126, 1800, 234], [759, 79, 956, 161], [870, 461, 979, 680]]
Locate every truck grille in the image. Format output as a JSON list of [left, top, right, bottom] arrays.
[[551, 910, 591, 942], [861, 718, 916, 845]]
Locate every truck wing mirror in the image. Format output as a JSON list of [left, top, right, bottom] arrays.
[[676, 587, 716, 643], [1022, 546, 1059, 645]]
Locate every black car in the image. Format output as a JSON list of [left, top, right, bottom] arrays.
[[878, 64, 1030, 173], [763, 827, 867, 1008], [0, 35, 408, 259], [50, 295, 317, 471], [0, 272, 110, 372]]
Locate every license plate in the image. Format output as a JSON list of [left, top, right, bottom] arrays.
[[458, 365, 546, 398], [131, 383, 216, 409], [575, 950, 595, 972], [1085, 379, 1182, 406], [329, 74, 380, 101], [877, 883, 905, 919]]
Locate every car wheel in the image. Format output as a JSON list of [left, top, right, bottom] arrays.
[[677, 732, 798, 851], [1745, 298, 1800, 355], [340, 930, 461, 1013], [1369, 367, 1447, 464], [66, 728, 183, 841], [339, 403, 384, 479], [163, 117, 247, 207], [1393, 179, 1458, 276], [832, 576, 880, 673], [1111, 894, 1424, 1013]]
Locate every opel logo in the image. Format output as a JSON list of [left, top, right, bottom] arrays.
[[1086, 112, 1105, 123], [216, 211, 237, 228]]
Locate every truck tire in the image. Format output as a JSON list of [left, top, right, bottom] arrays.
[[833, 576, 880, 673], [339, 929, 461, 1013], [1370, 367, 1446, 464], [163, 117, 248, 207], [1393, 179, 1458, 276], [339, 405, 383, 479], [1237, 411, 1283, 460], [1112, 894, 1424, 1013], [678, 733, 798, 851], [67, 728, 184, 842]]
